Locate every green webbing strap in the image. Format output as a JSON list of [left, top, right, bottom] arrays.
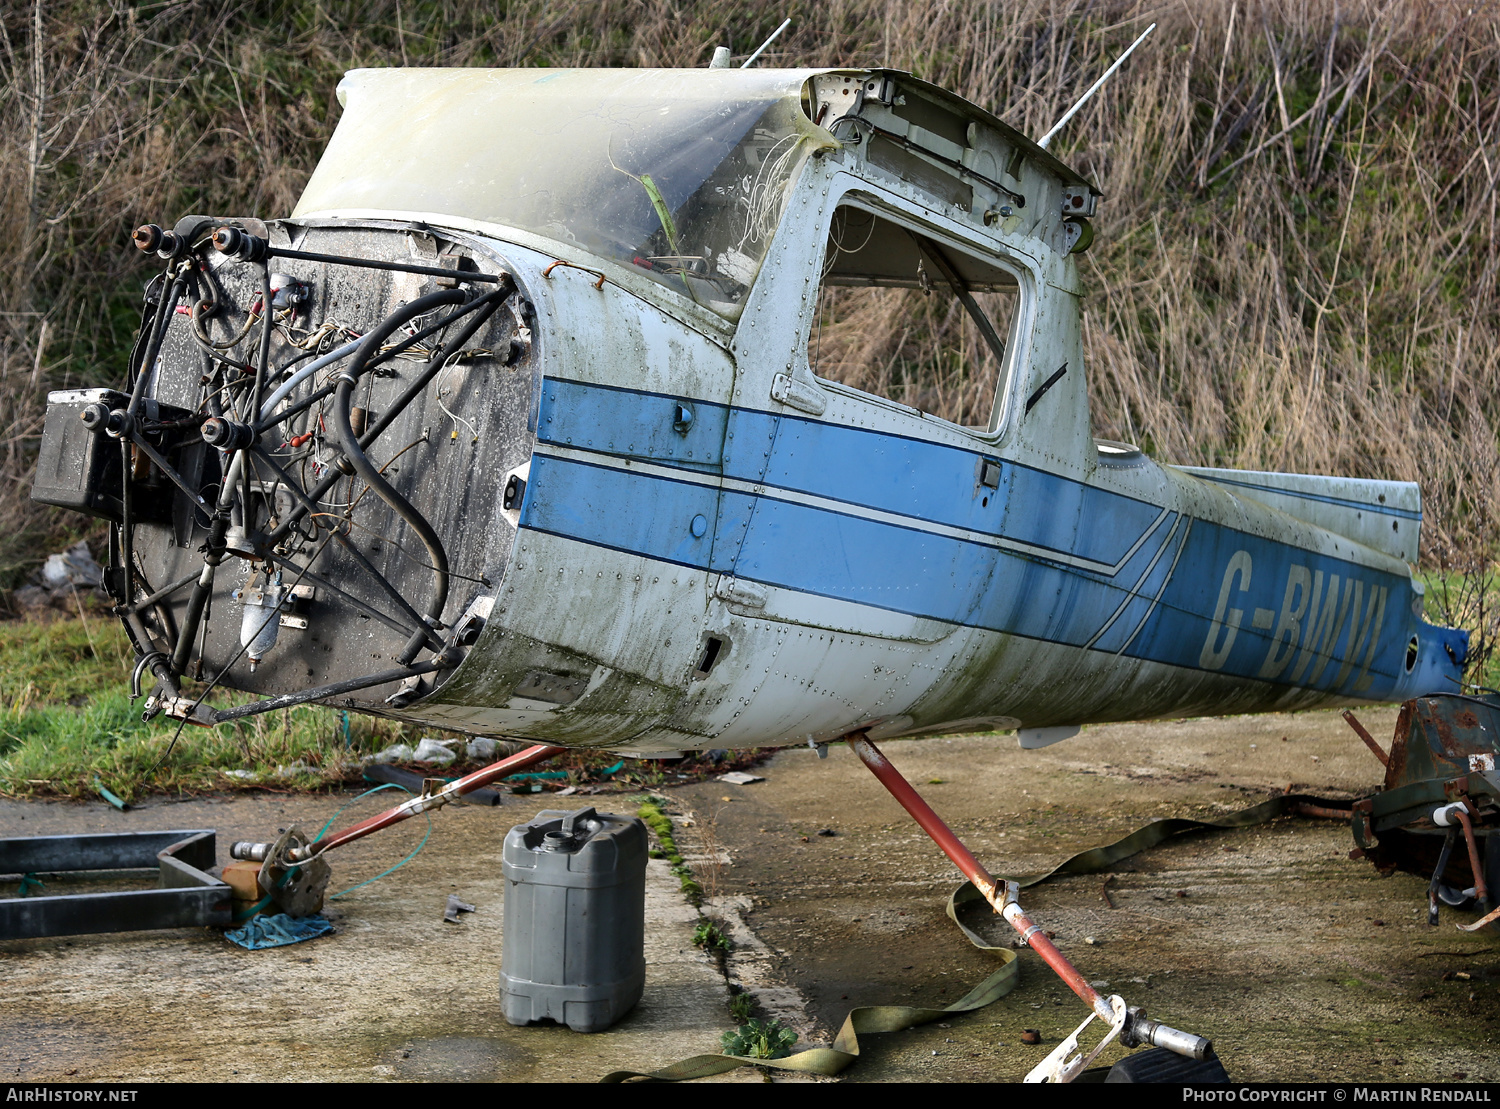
[[600, 956, 1019, 1082], [601, 793, 1351, 1082], [1009, 792, 1350, 889]]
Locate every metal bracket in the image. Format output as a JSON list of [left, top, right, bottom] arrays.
[[1025, 994, 1127, 1083], [0, 830, 231, 940], [155, 695, 218, 727], [770, 372, 827, 416], [715, 576, 768, 610]]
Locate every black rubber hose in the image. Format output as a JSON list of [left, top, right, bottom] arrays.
[[350, 287, 509, 456], [124, 609, 179, 698], [331, 289, 466, 657], [249, 263, 274, 419], [254, 284, 506, 437], [260, 283, 506, 547]]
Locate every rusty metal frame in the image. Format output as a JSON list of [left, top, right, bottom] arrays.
[[0, 830, 230, 940]]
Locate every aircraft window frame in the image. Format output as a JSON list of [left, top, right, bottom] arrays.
[[805, 191, 1032, 440]]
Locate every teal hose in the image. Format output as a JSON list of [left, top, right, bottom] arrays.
[[312, 781, 433, 901], [312, 782, 406, 844], [329, 815, 431, 901]]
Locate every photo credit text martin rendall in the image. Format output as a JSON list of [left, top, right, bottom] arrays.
[[1184, 1092, 1492, 1102]]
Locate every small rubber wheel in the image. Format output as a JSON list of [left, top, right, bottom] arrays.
[[1105, 1047, 1232, 1083]]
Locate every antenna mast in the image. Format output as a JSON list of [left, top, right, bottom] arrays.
[[741, 18, 791, 68], [1038, 23, 1156, 150]]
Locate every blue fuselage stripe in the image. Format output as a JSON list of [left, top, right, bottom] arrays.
[[526, 380, 1453, 702]]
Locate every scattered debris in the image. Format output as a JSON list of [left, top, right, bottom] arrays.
[[719, 771, 765, 785], [412, 737, 458, 765], [466, 737, 499, 761], [93, 777, 127, 811], [1020, 1029, 1042, 1045], [442, 895, 476, 924], [11, 541, 105, 613], [218, 763, 316, 784]]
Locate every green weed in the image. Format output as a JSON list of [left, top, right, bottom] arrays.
[[721, 1018, 797, 1060], [728, 991, 754, 1023], [692, 920, 729, 952]]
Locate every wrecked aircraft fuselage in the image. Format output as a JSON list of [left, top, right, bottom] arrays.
[[34, 66, 1466, 754]]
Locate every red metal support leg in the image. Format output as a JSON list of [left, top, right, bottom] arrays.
[[847, 733, 1114, 1023], [309, 743, 567, 856]]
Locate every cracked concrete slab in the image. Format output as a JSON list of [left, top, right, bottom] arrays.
[[669, 706, 1500, 1083], [0, 790, 750, 1082]]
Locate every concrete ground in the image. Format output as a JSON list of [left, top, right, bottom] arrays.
[[672, 704, 1500, 1083], [0, 790, 748, 1083], [2, 704, 1497, 1083]]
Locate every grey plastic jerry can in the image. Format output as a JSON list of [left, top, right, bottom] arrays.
[[500, 806, 648, 1033]]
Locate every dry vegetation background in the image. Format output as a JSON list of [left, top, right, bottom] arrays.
[[2, 0, 1497, 591]]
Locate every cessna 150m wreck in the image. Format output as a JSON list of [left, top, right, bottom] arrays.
[[32, 64, 1471, 1079]]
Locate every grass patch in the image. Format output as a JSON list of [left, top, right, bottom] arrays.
[[0, 615, 133, 709], [0, 684, 412, 803], [0, 615, 771, 801], [0, 613, 423, 800]]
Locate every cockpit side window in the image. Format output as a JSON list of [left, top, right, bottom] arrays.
[[809, 203, 1022, 433]]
